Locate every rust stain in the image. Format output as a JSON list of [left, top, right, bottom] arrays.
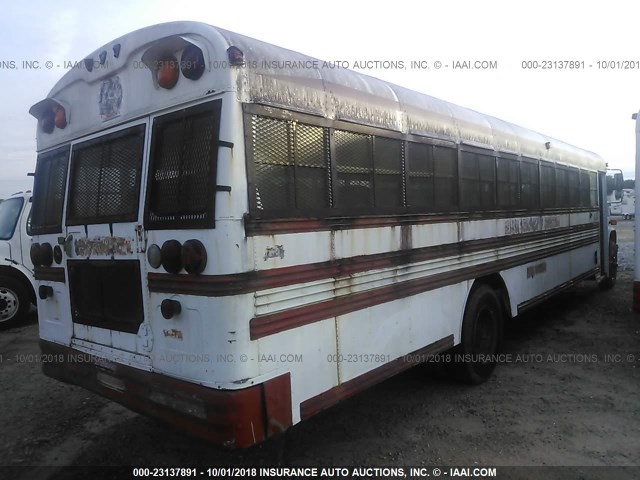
[[400, 224, 412, 250], [163, 329, 183, 340], [75, 236, 133, 256]]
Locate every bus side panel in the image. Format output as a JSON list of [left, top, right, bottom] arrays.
[[501, 243, 600, 314], [335, 284, 466, 382], [38, 282, 73, 346], [149, 292, 260, 384], [252, 231, 332, 271], [255, 318, 338, 424]]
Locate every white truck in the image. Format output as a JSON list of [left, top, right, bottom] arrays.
[[0, 191, 35, 328], [609, 189, 635, 219]]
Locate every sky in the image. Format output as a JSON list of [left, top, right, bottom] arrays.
[[1, 0, 640, 199]]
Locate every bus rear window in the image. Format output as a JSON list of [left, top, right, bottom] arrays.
[[0, 197, 24, 240], [146, 100, 221, 229], [67, 125, 144, 225], [32, 146, 69, 235]]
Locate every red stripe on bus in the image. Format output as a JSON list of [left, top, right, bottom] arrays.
[[249, 237, 598, 340], [245, 208, 599, 236], [148, 223, 598, 297]]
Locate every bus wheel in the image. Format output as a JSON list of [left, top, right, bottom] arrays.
[[0, 275, 29, 329], [599, 232, 618, 290], [453, 285, 502, 384]]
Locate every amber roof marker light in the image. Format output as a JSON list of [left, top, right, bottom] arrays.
[[142, 36, 209, 89], [157, 56, 180, 89]]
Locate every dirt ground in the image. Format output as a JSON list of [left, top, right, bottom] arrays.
[[1, 221, 639, 480]]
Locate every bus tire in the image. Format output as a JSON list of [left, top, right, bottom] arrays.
[[599, 232, 618, 290], [0, 275, 30, 329], [452, 284, 502, 384]]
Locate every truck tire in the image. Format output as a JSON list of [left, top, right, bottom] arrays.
[[0, 275, 30, 329], [599, 232, 618, 290], [451, 284, 503, 384]]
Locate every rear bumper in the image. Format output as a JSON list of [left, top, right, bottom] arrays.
[[40, 340, 292, 448]]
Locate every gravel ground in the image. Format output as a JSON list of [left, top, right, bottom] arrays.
[[0, 221, 638, 480], [615, 219, 635, 271]]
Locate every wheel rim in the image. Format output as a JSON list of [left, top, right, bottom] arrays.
[[0, 287, 19, 322]]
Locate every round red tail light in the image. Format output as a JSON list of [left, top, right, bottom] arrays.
[[30, 242, 52, 266], [30, 243, 41, 266], [39, 243, 53, 267], [161, 240, 182, 273], [157, 56, 179, 89], [182, 239, 207, 274]]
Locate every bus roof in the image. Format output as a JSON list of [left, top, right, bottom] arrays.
[[31, 21, 604, 171]]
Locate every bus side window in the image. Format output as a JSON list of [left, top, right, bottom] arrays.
[[520, 159, 539, 209], [433, 146, 457, 211], [250, 117, 331, 213], [460, 151, 496, 211], [373, 137, 403, 208], [251, 116, 295, 211], [31, 146, 69, 235], [406, 142, 434, 209], [540, 161, 556, 208], [293, 123, 330, 210], [579, 171, 590, 206], [497, 157, 519, 209], [589, 172, 598, 206], [568, 168, 580, 207], [556, 167, 569, 208], [334, 130, 373, 210]]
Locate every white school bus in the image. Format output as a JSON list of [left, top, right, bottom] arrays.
[[29, 22, 618, 447]]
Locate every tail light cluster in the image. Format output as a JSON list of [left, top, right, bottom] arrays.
[[156, 44, 205, 90], [30, 242, 54, 267], [32, 243, 56, 301], [29, 99, 68, 135], [150, 239, 207, 320], [40, 105, 67, 133], [147, 239, 207, 275]]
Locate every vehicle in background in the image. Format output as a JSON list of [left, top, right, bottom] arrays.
[[609, 189, 635, 219], [0, 192, 35, 328]]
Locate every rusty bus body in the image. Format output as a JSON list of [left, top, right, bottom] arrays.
[[29, 22, 615, 447]]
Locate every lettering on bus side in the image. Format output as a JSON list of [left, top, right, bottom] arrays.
[[505, 217, 542, 235], [506, 215, 562, 235], [543, 215, 561, 229], [526, 261, 547, 279], [264, 245, 285, 261], [163, 329, 183, 340]]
